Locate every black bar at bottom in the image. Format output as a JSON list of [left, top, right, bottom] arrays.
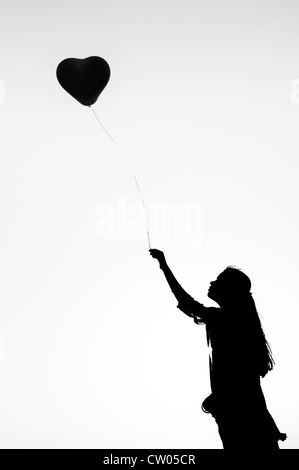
[[0, 449, 297, 468]]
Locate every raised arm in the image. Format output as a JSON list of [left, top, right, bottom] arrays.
[[149, 249, 207, 323], [149, 249, 192, 302]]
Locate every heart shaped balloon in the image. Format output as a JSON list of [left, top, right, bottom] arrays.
[[56, 56, 110, 106]]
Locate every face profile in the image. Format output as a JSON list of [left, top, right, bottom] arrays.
[[207, 277, 222, 302], [207, 267, 252, 306]]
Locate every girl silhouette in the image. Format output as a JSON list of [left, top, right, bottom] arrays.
[[149, 248, 286, 451]]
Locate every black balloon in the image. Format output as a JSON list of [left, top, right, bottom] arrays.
[[56, 56, 110, 106]]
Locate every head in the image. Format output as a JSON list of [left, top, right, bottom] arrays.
[[207, 266, 274, 377], [208, 266, 251, 306]]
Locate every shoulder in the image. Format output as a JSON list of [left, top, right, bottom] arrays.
[[177, 299, 221, 324], [204, 307, 222, 324]]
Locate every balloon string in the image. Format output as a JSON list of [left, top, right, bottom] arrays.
[[89, 106, 151, 249]]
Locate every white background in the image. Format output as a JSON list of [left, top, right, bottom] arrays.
[[0, 0, 298, 448]]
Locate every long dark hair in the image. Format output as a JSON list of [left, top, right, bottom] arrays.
[[221, 266, 274, 378]]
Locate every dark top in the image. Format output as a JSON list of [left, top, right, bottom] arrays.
[[176, 297, 259, 394]]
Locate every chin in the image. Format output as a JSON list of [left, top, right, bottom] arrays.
[[208, 291, 216, 302]]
